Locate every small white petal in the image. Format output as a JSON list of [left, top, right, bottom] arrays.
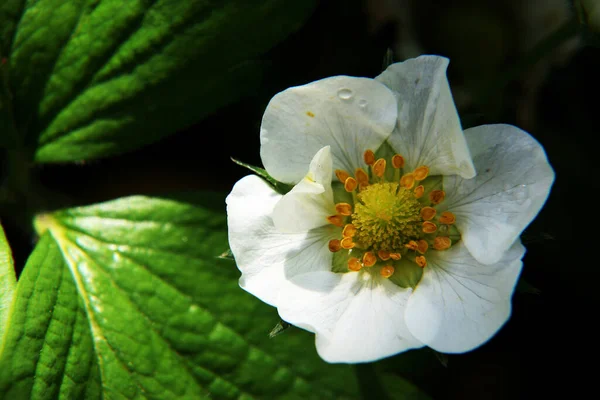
[[442, 124, 555, 265], [272, 146, 335, 233], [376, 55, 475, 178], [226, 175, 335, 306], [277, 271, 423, 363], [260, 76, 398, 184], [405, 241, 524, 353]]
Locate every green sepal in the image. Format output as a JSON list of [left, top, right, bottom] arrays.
[[232, 157, 294, 194]]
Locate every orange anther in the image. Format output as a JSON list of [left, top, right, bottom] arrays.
[[335, 169, 350, 183], [433, 236, 451, 250], [392, 154, 405, 169], [363, 252, 377, 267], [373, 158, 386, 177], [327, 215, 344, 227], [422, 221, 438, 233], [414, 185, 424, 199], [344, 177, 358, 192], [417, 240, 429, 254], [348, 257, 362, 271], [335, 202, 353, 216], [414, 165, 430, 181], [380, 265, 395, 278], [389, 252, 402, 260], [416, 255, 427, 268], [429, 190, 446, 204], [363, 149, 376, 166], [420, 206, 436, 221], [342, 224, 356, 237], [439, 211, 456, 225], [377, 249, 391, 261], [405, 240, 418, 251], [355, 168, 369, 186], [328, 239, 341, 252], [400, 173, 415, 189], [341, 237, 355, 249]]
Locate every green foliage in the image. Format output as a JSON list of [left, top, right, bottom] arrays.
[[0, 225, 16, 345]]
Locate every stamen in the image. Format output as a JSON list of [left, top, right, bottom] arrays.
[[328, 239, 341, 252], [439, 211, 456, 224], [341, 237, 355, 249], [335, 169, 350, 183], [391, 154, 405, 169], [327, 215, 344, 227], [422, 221, 437, 233], [433, 236, 451, 250], [335, 202, 353, 216], [342, 224, 356, 237], [380, 265, 395, 278], [414, 185, 424, 199], [389, 252, 402, 260], [377, 249, 391, 260], [363, 252, 377, 267], [414, 166, 430, 181], [400, 173, 415, 189], [405, 241, 418, 251], [416, 255, 427, 268], [429, 190, 446, 204], [344, 177, 358, 192], [355, 168, 369, 187], [420, 207, 436, 221], [348, 257, 362, 271], [373, 158, 386, 178], [417, 239, 428, 254], [363, 150, 376, 166]]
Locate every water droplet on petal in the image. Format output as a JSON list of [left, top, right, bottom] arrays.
[[337, 88, 353, 101], [358, 99, 368, 108]]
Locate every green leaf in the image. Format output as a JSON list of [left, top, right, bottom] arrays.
[[0, 0, 317, 162], [0, 193, 359, 399], [0, 224, 16, 344]]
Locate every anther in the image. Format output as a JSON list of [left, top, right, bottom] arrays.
[[377, 249, 391, 260], [344, 177, 358, 192], [380, 265, 395, 278], [348, 257, 362, 271], [389, 252, 402, 260], [335, 169, 350, 183], [416, 255, 427, 268], [392, 154, 405, 169], [405, 241, 418, 251], [363, 252, 377, 267], [414, 185, 424, 199], [420, 206, 436, 221], [373, 158, 386, 178], [355, 168, 369, 187], [327, 215, 344, 227], [439, 211, 456, 225], [417, 239, 429, 254], [433, 236, 451, 250], [363, 150, 376, 166], [335, 203, 353, 216], [342, 224, 356, 237], [414, 166, 430, 181], [341, 237, 355, 249], [422, 221, 438, 233], [400, 173, 415, 189], [429, 190, 446, 204], [328, 239, 341, 252]]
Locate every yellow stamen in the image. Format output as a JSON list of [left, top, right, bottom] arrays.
[[335, 202, 353, 216], [380, 265, 395, 278], [389, 252, 402, 260], [417, 239, 428, 254], [413, 165, 430, 181], [342, 224, 356, 237], [348, 257, 362, 271], [355, 168, 369, 187], [328, 239, 341, 252], [416, 255, 427, 268], [400, 173, 415, 189], [363, 149, 376, 166], [335, 169, 350, 183], [341, 237, 355, 249], [363, 252, 377, 267], [433, 236, 451, 250], [429, 190, 445, 204], [373, 158, 386, 178], [420, 206, 436, 221], [414, 185, 424, 199], [391, 154, 405, 169], [439, 211, 456, 225], [377, 249, 391, 261], [344, 177, 358, 192], [422, 221, 437, 233], [405, 240, 418, 251], [327, 215, 344, 227]]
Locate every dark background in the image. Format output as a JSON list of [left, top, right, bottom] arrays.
[[6, 0, 599, 398]]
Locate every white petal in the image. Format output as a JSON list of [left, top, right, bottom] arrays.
[[260, 76, 398, 184], [277, 271, 423, 363], [405, 241, 524, 353], [375, 55, 475, 178], [272, 146, 335, 233], [226, 175, 335, 306], [442, 124, 554, 265]]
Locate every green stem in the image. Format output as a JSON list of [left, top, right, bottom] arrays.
[[354, 363, 390, 400]]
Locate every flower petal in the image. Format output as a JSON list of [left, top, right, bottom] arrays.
[[260, 76, 398, 184], [226, 175, 335, 306], [375, 55, 475, 178], [277, 271, 423, 363], [442, 124, 554, 265], [405, 241, 524, 353], [272, 146, 335, 233]]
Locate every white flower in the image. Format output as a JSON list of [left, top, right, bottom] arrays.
[[226, 56, 554, 363]]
